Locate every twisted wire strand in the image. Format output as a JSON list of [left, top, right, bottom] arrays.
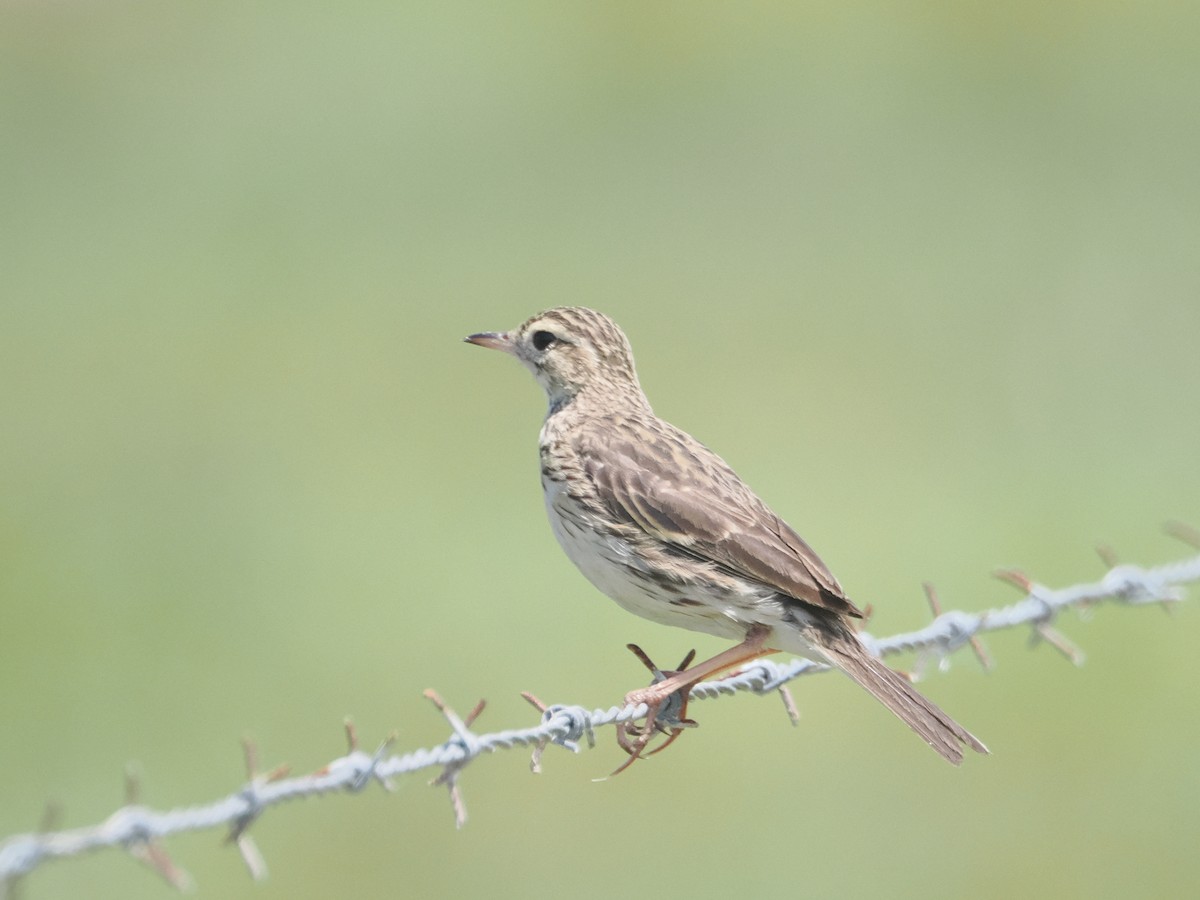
[[2, 545, 1196, 893]]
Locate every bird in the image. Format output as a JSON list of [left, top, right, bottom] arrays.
[[465, 307, 987, 766]]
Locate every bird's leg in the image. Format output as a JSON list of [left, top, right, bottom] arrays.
[[612, 646, 698, 770], [614, 624, 775, 771]]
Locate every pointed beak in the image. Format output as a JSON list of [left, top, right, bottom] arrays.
[[464, 331, 516, 354]]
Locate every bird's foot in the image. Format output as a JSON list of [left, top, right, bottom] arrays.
[[610, 627, 776, 774], [612, 645, 700, 775]]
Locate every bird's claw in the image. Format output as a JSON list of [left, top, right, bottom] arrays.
[[611, 645, 700, 774]]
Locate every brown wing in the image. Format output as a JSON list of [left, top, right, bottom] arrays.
[[579, 416, 863, 619]]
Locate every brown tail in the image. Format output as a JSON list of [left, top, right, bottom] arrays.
[[810, 626, 988, 765]]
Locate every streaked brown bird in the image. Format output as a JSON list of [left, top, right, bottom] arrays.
[[466, 307, 986, 765]]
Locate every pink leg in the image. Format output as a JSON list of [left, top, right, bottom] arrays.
[[614, 625, 776, 772]]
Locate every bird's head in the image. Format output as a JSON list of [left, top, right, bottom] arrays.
[[466, 307, 646, 412]]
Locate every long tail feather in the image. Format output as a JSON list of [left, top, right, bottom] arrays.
[[809, 627, 988, 765]]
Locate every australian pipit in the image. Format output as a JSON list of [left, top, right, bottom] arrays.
[[466, 307, 987, 766]]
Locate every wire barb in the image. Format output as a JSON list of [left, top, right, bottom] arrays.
[[923, 582, 994, 673], [519, 692, 553, 773], [423, 691, 487, 828], [119, 768, 195, 893], [226, 737, 287, 882], [1165, 520, 1200, 550]]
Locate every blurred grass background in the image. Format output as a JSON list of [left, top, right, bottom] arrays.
[[1, 2, 1198, 897]]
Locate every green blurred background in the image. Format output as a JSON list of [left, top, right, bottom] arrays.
[[2, 2, 1198, 897]]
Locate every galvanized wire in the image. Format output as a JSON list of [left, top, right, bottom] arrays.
[[1, 544, 1195, 894]]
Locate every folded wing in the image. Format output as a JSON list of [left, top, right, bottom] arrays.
[[580, 418, 863, 620]]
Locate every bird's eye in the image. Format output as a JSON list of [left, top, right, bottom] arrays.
[[531, 330, 557, 351]]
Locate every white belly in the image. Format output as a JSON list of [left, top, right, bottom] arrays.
[[542, 476, 780, 644]]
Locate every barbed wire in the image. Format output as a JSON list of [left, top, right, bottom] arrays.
[[2, 527, 1198, 895]]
